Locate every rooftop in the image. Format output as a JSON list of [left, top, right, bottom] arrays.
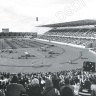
[[39, 19, 96, 27]]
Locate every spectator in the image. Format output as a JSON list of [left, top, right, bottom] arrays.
[[91, 79, 96, 96], [27, 78, 42, 96], [52, 74, 60, 90], [42, 78, 60, 96], [0, 90, 5, 96], [79, 79, 92, 96], [60, 78, 75, 96], [5, 75, 26, 96]]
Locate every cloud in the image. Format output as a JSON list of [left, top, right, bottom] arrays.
[[0, 0, 95, 33]]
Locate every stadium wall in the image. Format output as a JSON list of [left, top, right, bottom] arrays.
[[35, 38, 85, 49], [89, 49, 96, 56]]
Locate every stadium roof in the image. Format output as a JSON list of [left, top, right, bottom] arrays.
[[39, 19, 96, 27]]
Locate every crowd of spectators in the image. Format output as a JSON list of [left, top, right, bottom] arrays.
[[46, 28, 96, 38], [39, 27, 96, 47], [0, 32, 37, 38], [39, 35, 95, 46], [0, 68, 96, 96]]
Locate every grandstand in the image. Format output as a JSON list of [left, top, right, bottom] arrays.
[[0, 31, 37, 38], [38, 19, 96, 48]]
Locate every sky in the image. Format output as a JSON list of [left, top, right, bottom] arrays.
[[0, 0, 96, 34]]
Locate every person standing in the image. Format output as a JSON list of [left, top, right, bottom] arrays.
[[27, 78, 42, 96], [5, 75, 26, 96], [60, 78, 75, 96], [42, 78, 60, 96]]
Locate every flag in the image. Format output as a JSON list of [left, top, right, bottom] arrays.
[[36, 17, 38, 21]]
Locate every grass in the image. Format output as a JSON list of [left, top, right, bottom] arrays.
[[0, 38, 96, 73]]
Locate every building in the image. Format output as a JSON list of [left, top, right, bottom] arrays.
[[2, 28, 9, 33]]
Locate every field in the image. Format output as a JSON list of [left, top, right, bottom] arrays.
[[0, 38, 96, 73]]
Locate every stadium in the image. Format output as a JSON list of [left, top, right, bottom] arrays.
[[1, 19, 96, 96], [0, 20, 96, 73]]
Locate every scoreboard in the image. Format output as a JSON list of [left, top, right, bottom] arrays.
[[83, 61, 95, 72]]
